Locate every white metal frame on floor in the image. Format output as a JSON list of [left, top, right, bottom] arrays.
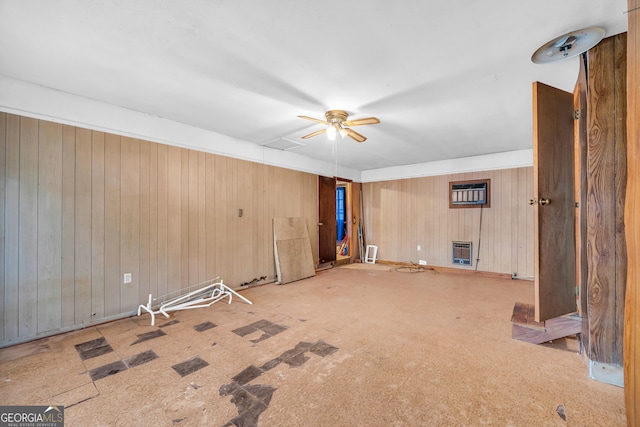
[[137, 277, 252, 326]]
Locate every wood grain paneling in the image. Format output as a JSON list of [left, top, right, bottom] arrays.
[[120, 137, 140, 313], [156, 144, 168, 298], [91, 132, 105, 320], [575, 56, 588, 325], [237, 159, 262, 283], [363, 168, 534, 276], [18, 117, 38, 337], [4, 114, 20, 340], [302, 172, 318, 264], [104, 133, 121, 316], [148, 142, 159, 298], [197, 152, 206, 283], [205, 153, 217, 279], [587, 34, 627, 364], [0, 115, 319, 347], [613, 34, 628, 368], [74, 128, 92, 324], [188, 150, 199, 285], [139, 140, 151, 306], [180, 149, 189, 287], [499, 173, 510, 273], [213, 154, 229, 282], [263, 166, 281, 271], [0, 113, 6, 341], [226, 158, 239, 283], [61, 125, 76, 327], [166, 145, 182, 295], [512, 170, 522, 272], [624, 0, 639, 422], [37, 121, 63, 333]]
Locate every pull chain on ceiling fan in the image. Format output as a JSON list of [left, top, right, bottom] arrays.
[[298, 110, 380, 143]]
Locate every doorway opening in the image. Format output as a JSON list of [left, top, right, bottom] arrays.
[[336, 180, 351, 264]]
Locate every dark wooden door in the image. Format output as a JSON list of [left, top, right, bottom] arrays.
[[318, 176, 336, 264], [532, 81, 576, 322]]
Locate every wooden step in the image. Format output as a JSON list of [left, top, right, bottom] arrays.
[[511, 302, 582, 344], [511, 301, 545, 330]]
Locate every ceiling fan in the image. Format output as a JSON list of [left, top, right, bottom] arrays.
[[298, 110, 380, 143]]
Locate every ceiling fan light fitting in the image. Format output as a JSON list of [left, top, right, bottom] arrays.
[[326, 126, 337, 141], [325, 110, 350, 124], [298, 109, 379, 143]]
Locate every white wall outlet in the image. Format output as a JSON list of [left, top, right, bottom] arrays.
[[419, 260, 427, 265], [417, 245, 421, 251], [124, 273, 132, 284]]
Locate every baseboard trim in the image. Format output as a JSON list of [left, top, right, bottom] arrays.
[[589, 360, 624, 387], [376, 260, 512, 280]]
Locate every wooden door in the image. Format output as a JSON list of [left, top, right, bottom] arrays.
[[624, 0, 639, 421], [532, 81, 577, 322], [318, 176, 336, 264]]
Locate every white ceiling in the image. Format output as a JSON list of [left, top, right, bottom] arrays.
[[0, 1, 629, 172]]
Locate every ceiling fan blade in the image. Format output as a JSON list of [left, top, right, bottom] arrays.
[[343, 117, 380, 126], [345, 128, 367, 143], [301, 128, 328, 139], [298, 115, 330, 125]]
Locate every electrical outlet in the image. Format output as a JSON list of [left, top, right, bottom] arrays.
[[124, 273, 132, 284], [419, 260, 427, 265], [417, 245, 421, 251]]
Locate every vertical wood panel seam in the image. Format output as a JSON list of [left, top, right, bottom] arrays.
[[35, 120, 40, 332], [56, 123, 64, 328], [7, 115, 20, 339], [0, 114, 4, 340]]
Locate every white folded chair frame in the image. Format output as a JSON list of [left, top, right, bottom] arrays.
[[137, 277, 252, 326]]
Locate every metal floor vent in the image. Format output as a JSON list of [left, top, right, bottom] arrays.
[[452, 242, 472, 266]]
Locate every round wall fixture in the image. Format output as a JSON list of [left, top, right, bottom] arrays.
[[531, 27, 605, 64]]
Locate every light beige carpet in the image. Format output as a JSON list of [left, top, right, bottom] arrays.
[[0, 266, 625, 426]]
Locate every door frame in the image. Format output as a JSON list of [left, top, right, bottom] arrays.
[[318, 176, 337, 265]]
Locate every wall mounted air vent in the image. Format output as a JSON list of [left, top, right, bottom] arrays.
[[452, 241, 472, 266], [449, 179, 490, 208]]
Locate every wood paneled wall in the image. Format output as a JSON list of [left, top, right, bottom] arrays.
[[586, 34, 627, 365], [0, 113, 318, 346], [625, 0, 640, 421], [362, 168, 534, 276]]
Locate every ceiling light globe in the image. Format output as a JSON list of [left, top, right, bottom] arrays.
[[327, 126, 337, 141]]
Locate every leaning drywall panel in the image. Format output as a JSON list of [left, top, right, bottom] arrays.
[[273, 217, 315, 284]]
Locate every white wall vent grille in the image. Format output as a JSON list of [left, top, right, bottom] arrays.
[[452, 241, 472, 266]]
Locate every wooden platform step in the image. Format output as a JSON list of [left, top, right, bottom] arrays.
[[511, 302, 582, 344]]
